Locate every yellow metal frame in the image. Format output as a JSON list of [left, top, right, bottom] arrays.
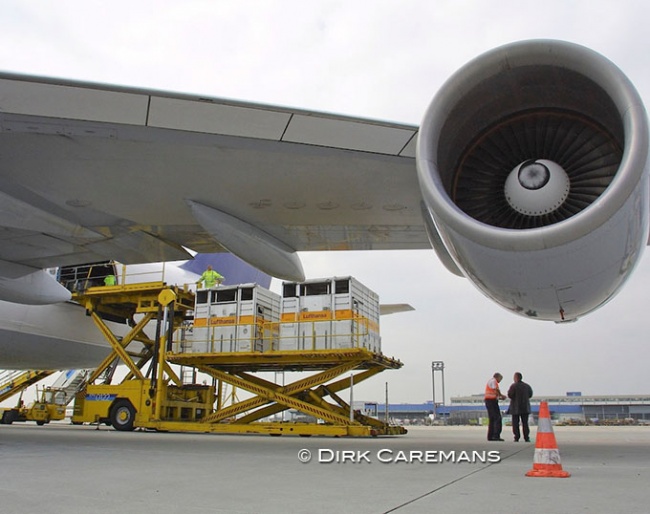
[[180, 317, 379, 354], [70, 281, 406, 437]]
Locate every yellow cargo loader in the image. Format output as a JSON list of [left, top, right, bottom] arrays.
[[0, 387, 67, 426], [68, 281, 406, 437], [72, 379, 214, 430]]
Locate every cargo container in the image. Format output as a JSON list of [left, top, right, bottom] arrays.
[[185, 284, 280, 353], [279, 277, 381, 352]]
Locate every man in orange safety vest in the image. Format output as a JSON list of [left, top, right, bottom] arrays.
[[484, 372, 507, 441]]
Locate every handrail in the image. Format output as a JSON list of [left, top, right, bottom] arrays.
[[173, 317, 375, 354]]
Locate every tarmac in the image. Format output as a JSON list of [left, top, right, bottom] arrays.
[[0, 423, 648, 514]]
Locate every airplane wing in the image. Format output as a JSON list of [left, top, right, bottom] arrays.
[[0, 72, 425, 283], [4, 41, 645, 322]]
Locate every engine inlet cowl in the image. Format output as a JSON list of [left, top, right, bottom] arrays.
[[416, 40, 649, 321]]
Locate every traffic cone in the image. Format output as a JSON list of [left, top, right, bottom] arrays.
[[526, 401, 570, 478]]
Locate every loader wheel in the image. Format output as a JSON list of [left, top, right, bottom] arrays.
[[110, 400, 136, 431]]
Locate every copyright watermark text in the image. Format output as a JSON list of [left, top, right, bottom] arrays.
[[298, 449, 501, 464]]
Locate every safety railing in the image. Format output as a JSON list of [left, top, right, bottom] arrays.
[[58, 261, 194, 293], [172, 317, 380, 355]]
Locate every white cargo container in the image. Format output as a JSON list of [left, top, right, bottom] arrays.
[[210, 286, 239, 352], [185, 284, 280, 353], [279, 277, 381, 353], [186, 289, 212, 353], [240, 285, 280, 352], [279, 295, 300, 351]]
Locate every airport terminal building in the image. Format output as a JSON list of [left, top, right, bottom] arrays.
[[367, 394, 650, 425]]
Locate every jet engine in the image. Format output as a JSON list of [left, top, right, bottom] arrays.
[[417, 40, 649, 322]]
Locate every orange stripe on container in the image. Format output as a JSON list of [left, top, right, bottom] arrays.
[[209, 316, 236, 326], [299, 311, 332, 321]]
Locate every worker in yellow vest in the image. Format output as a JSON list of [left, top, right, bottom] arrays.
[[104, 274, 117, 286], [197, 265, 224, 288], [484, 372, 506, 441]]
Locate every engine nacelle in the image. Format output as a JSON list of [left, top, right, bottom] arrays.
[[417, 40, 649, 322]]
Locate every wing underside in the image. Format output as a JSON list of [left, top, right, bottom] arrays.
[[0, 73, 426, 277]]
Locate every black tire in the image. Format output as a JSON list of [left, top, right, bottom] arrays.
[[1, 410, 16, 425], [36, 420, 46, 426], [110, 399, 136, 431]]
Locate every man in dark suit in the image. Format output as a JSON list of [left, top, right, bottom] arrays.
[[507, 372, 533, 442]]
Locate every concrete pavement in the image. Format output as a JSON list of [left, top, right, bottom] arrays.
[[0, 424, 648, 513]]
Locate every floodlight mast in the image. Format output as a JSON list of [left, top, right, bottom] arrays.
[[431, 361, 445, 422]]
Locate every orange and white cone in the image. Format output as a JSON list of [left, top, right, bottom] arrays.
[[526, 400, 570, 478]]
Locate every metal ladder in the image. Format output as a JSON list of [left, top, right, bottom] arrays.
[[50, 369, 93, 405]]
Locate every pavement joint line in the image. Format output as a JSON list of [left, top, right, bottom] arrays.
[[382, 445, 531, 513]]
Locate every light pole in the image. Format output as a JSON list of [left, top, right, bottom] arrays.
[[431, 361, 445, 423]]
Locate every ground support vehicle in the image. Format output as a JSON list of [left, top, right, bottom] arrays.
[[69, 281, 406, 437], [1, 387, 67, 425]]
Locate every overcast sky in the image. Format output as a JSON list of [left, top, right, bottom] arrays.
[[1, 1, 649, 403]]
